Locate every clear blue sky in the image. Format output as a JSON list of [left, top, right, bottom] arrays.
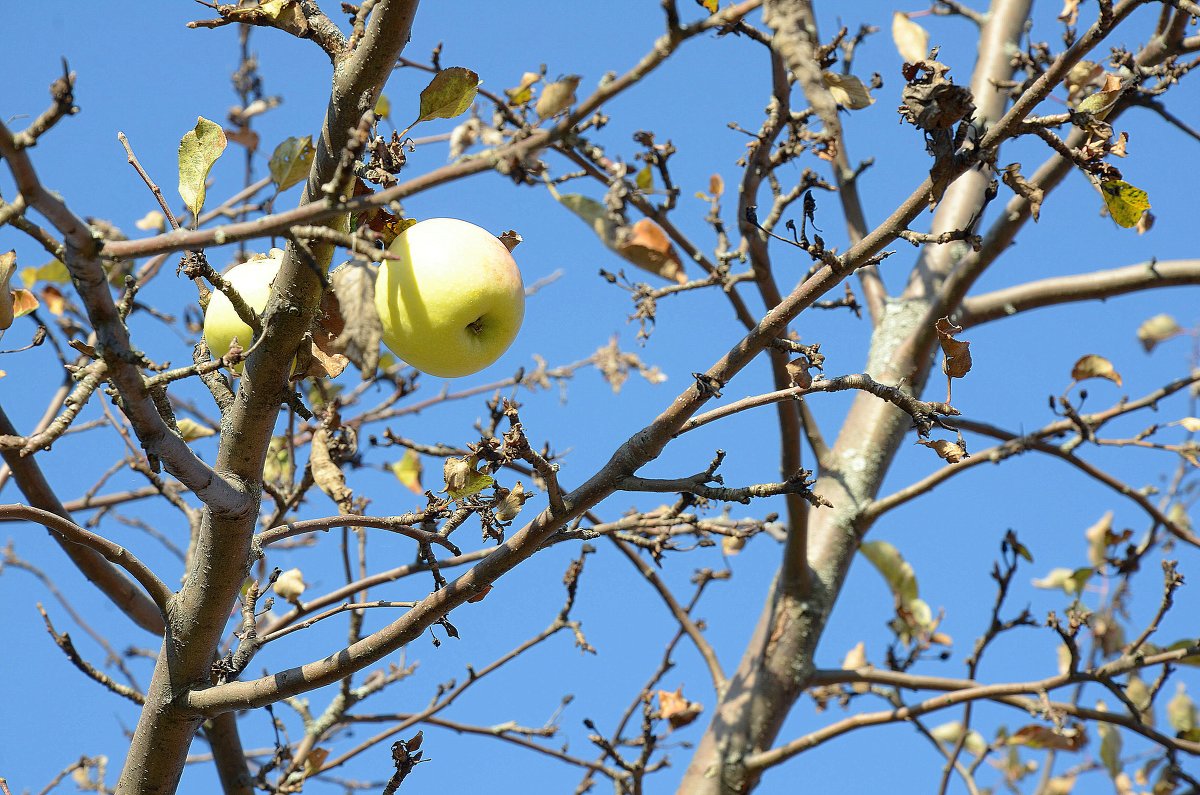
[[2, 2, 1198, 793]]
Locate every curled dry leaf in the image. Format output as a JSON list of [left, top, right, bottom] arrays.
[[1001, 163, 1044, 222], [709, 173, 724, 198], [1136, 313, 1181, 352], [1071, 354, 1122, 386], [498, 230, 522, 253], [494, 481, 531, 522], [0, 251, 18, 330], [657, 687, 704, 730], [618, 219, 687, 285], [841, 641, 870, 693], [311, 428, 353, 510], [535, 75, 581, 120], [135, 210, 166, 232], [935, 318, 972, 379], [722, 534, 746, 555], [176, 418, 216, 442], [442, 455, 494, 500], [916, 438, 968, 463], [786, 357, 813, 389], [1008, 723, 1087, 751], [328, 260, 383, 378], [821, 72, 874, 110], [891, 12, 929, 64], [274, 567, 306, 603]]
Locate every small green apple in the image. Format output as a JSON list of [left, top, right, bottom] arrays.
[[202, 248, 283, 372], [375, 218, 525, 378]]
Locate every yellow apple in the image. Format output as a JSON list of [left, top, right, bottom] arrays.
[[375, 218, 525, 378], [202, 248, 283, 372]]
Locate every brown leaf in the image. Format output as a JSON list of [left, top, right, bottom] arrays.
[[10, 289, 39, 322], [934, 318, 971, 402], [786, 357, 813, 389], [1135, 210, 1155, 235], [708, 174, 724, 198], [224, 127, 260, 152], [657, 687, 703, 729], [328, 260, 383, 378], [311, 428, 353, 511], [617, 219, 686, 284], [1001, 163, 1044, 222], [917, 438, 968, 463], [39, 285, 65, 316], [1071, 354, 1122, 386], [466, 585, 493, 604], [1009, 723, 1087, 752], [0, 250, 16, 330], [498, 230, 522, 253], [842, 641, 870, 693]]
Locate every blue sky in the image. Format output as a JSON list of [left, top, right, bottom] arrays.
[[2, 2, 1198, 793]]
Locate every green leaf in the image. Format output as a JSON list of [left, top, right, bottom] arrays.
[[178, 116, 227, 218], [636, 165, 654, 192], [390, 450, 424, 495], [415, 67, 480, 125], [268, 135, 315, 192], [859, 540, 919, 606]]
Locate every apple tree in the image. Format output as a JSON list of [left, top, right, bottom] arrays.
[[2, 1, 1200, 794]]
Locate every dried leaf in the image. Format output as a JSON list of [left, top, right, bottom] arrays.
[[328, 260, 383, 377], [39, 285, 65, 316], [269, 135, 315, 192], [1008, 723, 1087, 751], [0, 251, 17, 330], [930, 721, 987, 757], [442, 455, 493, 500], [1096, 704, 1122, 779], [1180, 417, 1200, 433], [935, 317, 973, 379], [1135, 210, 1154, 235], [535, 75, 581, 120], [498, 230, 522, 253], [495, 481, 530, 522], [416, 67, 480, 124], [821, 72, 874, 110], [135, 210, 166, 232], [467, 585, 493, 604], [916, 438, 968, 463], [1059, 0, 1081, 25], [225, 127, 260, 152], [1032, 566, 1093, 595], [721, 534, 746, 555], [274, 568, 306, 603], [617, 219, 687, 284], [1085, 510, 1114, 568], [1168, 684, 1196, 733], [657, 687, 703, 729], [390, 450, 424, 495], [786, 357, 812, 389], [1071, 354, 1122, 386], [709, 174, 724, 197], [1098, 180, 1150, 229], [178, 116, 227, 217], [891, 12, 929, 64], [842, 641, 870, 693], [1137, 313, 1181, 352], [1001, 163, 1044, 222], [311, 428, 353, 510], [176, 418, 216, 441]]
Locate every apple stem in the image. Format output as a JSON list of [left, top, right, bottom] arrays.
[[467, 317, 485, 335]]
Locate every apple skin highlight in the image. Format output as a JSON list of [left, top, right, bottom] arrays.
[[375, 218, 525, 378]]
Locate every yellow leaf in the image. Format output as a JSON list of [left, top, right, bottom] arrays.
[[178, 116, 227, 218], [700, 0, 718, 12], [176, 418, 216, 441], [415, 67, 480, 125], [374, 93, 391, 119], [390, 449, 424, 495], [636, 165, 654, 192], [1098, 180, 1150, 229]]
